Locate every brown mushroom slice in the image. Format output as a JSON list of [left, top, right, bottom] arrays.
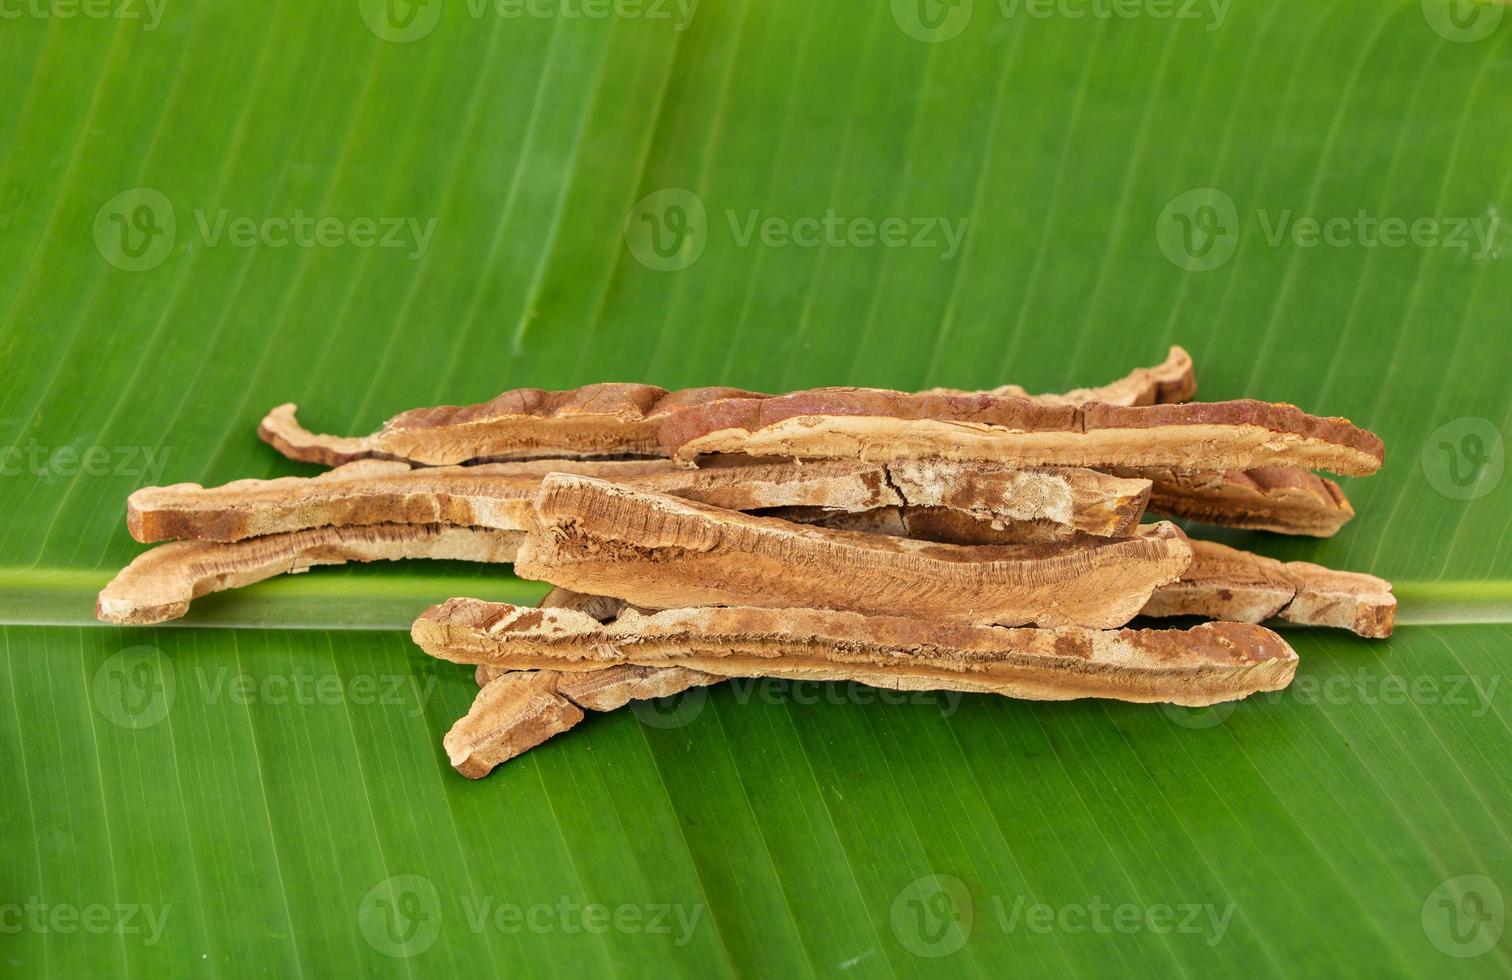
[[127, 458, 679, 543], [258, 348, 1193, 468], [1141, 540, 1395, 638], [259, 385, 762, 467], [923, 345, 1196, 407], [129, 459, 1148, 544], [661, 393, 1384, 477], [451, 588, 722, 778], [414, 600, 1297, 708], [1127, 465, 1356, 537], [516, 475, 1192, 629], [95, 523, 521, 626]]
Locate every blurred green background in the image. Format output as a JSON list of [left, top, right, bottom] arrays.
[[1, 0, 1509, 975]]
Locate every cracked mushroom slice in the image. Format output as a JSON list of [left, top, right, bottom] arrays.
[[659, 392, 1384, 478], [516, 474, 1193, 629], [414, 601, 1298, 708], [259, 384, 762, 467], [130, 458, 1149, 545], [923, 345, 1197, 407], [1141, 540, 1395, 638], [1126, 465, 1356, 537], [95, 523, 521, 626]]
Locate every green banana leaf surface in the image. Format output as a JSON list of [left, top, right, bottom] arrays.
[[2, 0, 1510, 975]]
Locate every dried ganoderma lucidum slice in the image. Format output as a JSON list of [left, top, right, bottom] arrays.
[[1126, 465, 1356, 537], [129, 458, 1150, 544], [515, 474, 1192, 629], [414, 600, 1298, 708], [258, 347, 1194, 468], [95, 523, 523, 625], [660, 393, 1384, 477]]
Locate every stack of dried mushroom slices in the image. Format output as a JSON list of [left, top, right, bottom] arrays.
[[96, 347, 1395, 779]]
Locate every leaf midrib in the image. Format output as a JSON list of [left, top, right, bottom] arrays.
[[3, 567, 1509, 631]]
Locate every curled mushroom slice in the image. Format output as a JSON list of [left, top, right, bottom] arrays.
[[660, 393, 1385, 477], [259, 384, 762, 467], [95, 524, 522, 626], [923, 345, 1196, 407], [1141, 539, 1395, 638], [1126, 465, 1356, 537], [414, 600, 1298, 708], [516, 475, 1192, 629], [259, 348, 1194, 469]]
